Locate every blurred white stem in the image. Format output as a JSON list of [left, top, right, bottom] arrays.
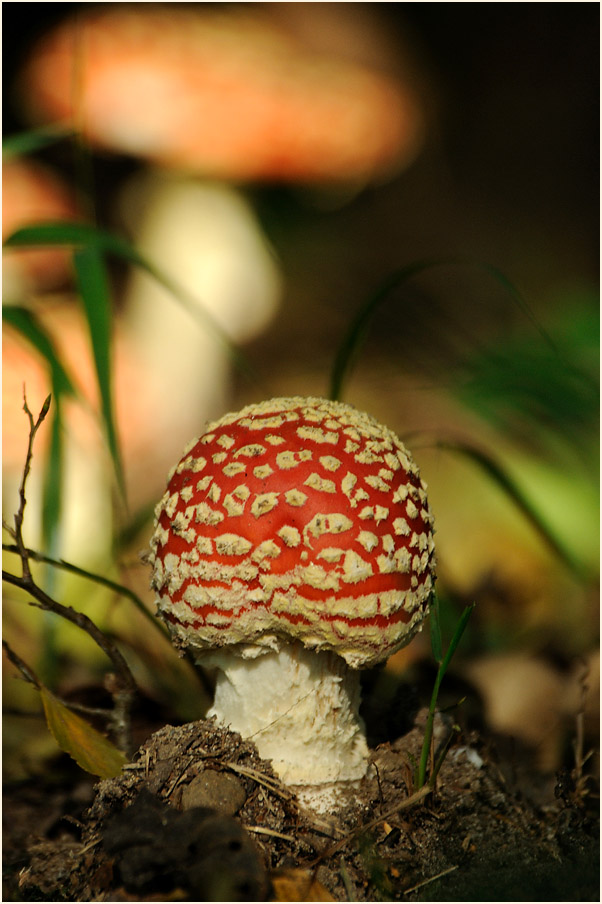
[[120, 170, 281, 441], [118, 170, 281, 500]]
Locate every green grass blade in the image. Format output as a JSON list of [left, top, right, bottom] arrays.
[[2, 126, 75, 158], [429, 592, 443, 665], [417, 603, 474, 788], [435, 603, 475, 693], [328, 257, 557, 401], [329, 259, 438, 400], [4, 221, 257, 382], [2, 309, 76, 564], [436, 440, 586, 578], [41, 400, 63, 553], [4, 219, 145, 260], [24, 393, 64, 681], [72, 246, 124, 496], [2, 306, 78, 398]]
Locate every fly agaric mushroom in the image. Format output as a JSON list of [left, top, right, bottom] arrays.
[[149, 397, 435, 811], [19, 6, 422, 183]]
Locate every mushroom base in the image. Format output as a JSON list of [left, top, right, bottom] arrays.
[[202, 642, 369, 806]]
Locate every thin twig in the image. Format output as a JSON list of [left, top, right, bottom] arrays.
[[403, 864, 459, 894], [2, 639, 41, 688], [246, 826, 297, 843], [3, 570, 137, 696], [310, 784, 432, 867], [13, 393, 51, 582], [1, 543, 215, 698], [2, 542, 170, 638], [225, 762, 295, 800], [3, 394, 138, 754], [3, 639, 113, 718]]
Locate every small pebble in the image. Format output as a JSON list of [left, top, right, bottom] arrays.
[[181, 770, 247, 815]]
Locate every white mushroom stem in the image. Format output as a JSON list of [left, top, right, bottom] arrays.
[[118, 171, 281, 459], [203, 642, 369, 810]]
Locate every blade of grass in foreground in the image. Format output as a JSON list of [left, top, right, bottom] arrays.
[[435, 439, 586, 579], [73, 245, 124, 497], [329, 257, 557, 401], [2, 306, 78, 398], [2, 308, 79, 558], [42, 399, 64, 553], [2, 125, 74, 158], [417, 601, 474, 789], [3, 221, 257, 383], [406, 432, 587, 579], [429, 591, 443, 666]]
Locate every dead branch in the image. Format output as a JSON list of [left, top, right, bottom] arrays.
[[2, 393, 137, 755]]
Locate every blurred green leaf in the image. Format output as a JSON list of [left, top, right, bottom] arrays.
[[2, 306, 77, 398], [73, 246, 124, 496], [455, 303, 599, 457], [40, 686, 127, 778], [2, 126, 75, 158], [429, 592, 443, 665], [435, 439, 586, 578], [4, 220, 146, 262], [329, 258, 553, 401], [2, 309, 78, 555], [42, 400, 63, 553], [4, 221, 255, 379]]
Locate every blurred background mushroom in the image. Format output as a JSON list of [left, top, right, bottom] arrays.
[[6, 0, 425, 527], [2, 3, 598, 779]]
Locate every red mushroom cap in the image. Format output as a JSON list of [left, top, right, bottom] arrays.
[[150, 397, 435, 668], [19, 7, 423, 183]]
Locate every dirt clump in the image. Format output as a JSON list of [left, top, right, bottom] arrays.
[[5, 707, 599, 902]]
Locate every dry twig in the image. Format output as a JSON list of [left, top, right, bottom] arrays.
[[2, 393, 137, 754]]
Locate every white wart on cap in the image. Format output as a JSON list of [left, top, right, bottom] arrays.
[[150, 397, 435, 807]]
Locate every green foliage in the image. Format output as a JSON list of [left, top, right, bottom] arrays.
[[2, 308, 76, 550], [73, 245, 124, 495], [417, 595, 474, 789], [4, 219, 253, 375], [328, 257, 553, 402], [432, 440, 586, 578], [455, 299, 599, 457], [2, 306, 78, 398], [2, 126, 74, 158]]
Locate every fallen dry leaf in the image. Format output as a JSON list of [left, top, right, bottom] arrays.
[[271, 868, 335, 901]]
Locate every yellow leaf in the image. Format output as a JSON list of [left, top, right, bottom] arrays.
[[39, 686, 127, 778], [271, 868, 336, 901]]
